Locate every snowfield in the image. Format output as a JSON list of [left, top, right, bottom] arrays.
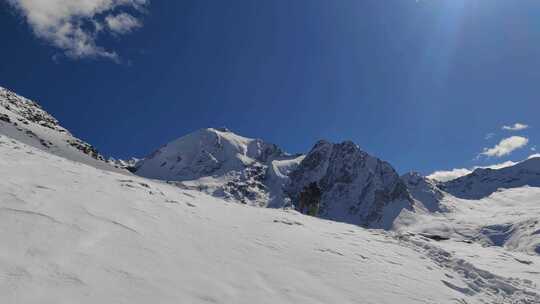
[[396, 186, 540, 256], [1, 135, 540, 303]]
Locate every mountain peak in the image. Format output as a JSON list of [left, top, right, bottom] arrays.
[[287, 140, 412, 228], [135, 127, 286, 181]]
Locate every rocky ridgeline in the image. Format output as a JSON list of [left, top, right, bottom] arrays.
[[438, 157, 540, 199], [133, 128, 415, 227], [0, 86, 106, 163], [0, 87, 66, 132]]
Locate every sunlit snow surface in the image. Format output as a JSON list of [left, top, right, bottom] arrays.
[[397, 182, 540, 256], [1, 136, 539, 303]]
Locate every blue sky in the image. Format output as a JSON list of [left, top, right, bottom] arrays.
[[1, 0, 539, 177]]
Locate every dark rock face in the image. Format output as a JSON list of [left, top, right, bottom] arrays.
[[0, 113, 11, 123], [287, 140, 412, 228], [67, 139, 104, 161]]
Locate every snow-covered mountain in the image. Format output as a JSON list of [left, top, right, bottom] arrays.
[[287, 140, 413, 228], [133, 130, 415, 228], [396, 159, 540, 256], [0, 86, 122, 172], [134, 127, 286, 180], [133, 127, 303, 206], [2, 135, 539, 304], [439, 157, 540, 199]]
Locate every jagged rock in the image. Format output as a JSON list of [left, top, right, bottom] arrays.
[[286, 140, 413, 228], [0, 87, 64, 131], [0, 86, 119, 171], [0, 113, 10, 123]]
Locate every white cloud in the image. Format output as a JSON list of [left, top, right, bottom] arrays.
[[7, 0, 148, 61], [106, 13, 141, 34], [502, 123, 529, 131], [479, 136, 528, 158], [427, 168, 472, 182]]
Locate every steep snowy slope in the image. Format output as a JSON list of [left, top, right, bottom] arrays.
[[1, 135, 539, 304], [0, 86, 121, 172], [134, 128, 303, 206], [401, 172, 447, 213], [287, 140, 413, 229]]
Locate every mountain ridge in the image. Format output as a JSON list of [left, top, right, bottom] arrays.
[[2, 86, 540, 238]]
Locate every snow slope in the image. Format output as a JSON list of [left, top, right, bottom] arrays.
[[396, 185, 540, 255], [2, 135, 539, 303], [397, 159, 540, 256], [0, 86, 122, 172]]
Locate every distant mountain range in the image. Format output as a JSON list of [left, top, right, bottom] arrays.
[[1, 85, 539, 254]]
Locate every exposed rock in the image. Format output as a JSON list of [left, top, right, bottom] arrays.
[[0, 86, 118, 171], [287, 140, 413, 228]]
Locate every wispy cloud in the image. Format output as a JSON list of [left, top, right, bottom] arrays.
[[7, 0, 148, 61], [479, 136, 528, 158], [502, 123, 529, 131], [484, 133, 495, 140], [106, 13, 142, 34]]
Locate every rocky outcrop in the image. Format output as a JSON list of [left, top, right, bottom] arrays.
[[286, 140, 413, 228], [0, 86, 116, 170], [0, 87, 66, 132]]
